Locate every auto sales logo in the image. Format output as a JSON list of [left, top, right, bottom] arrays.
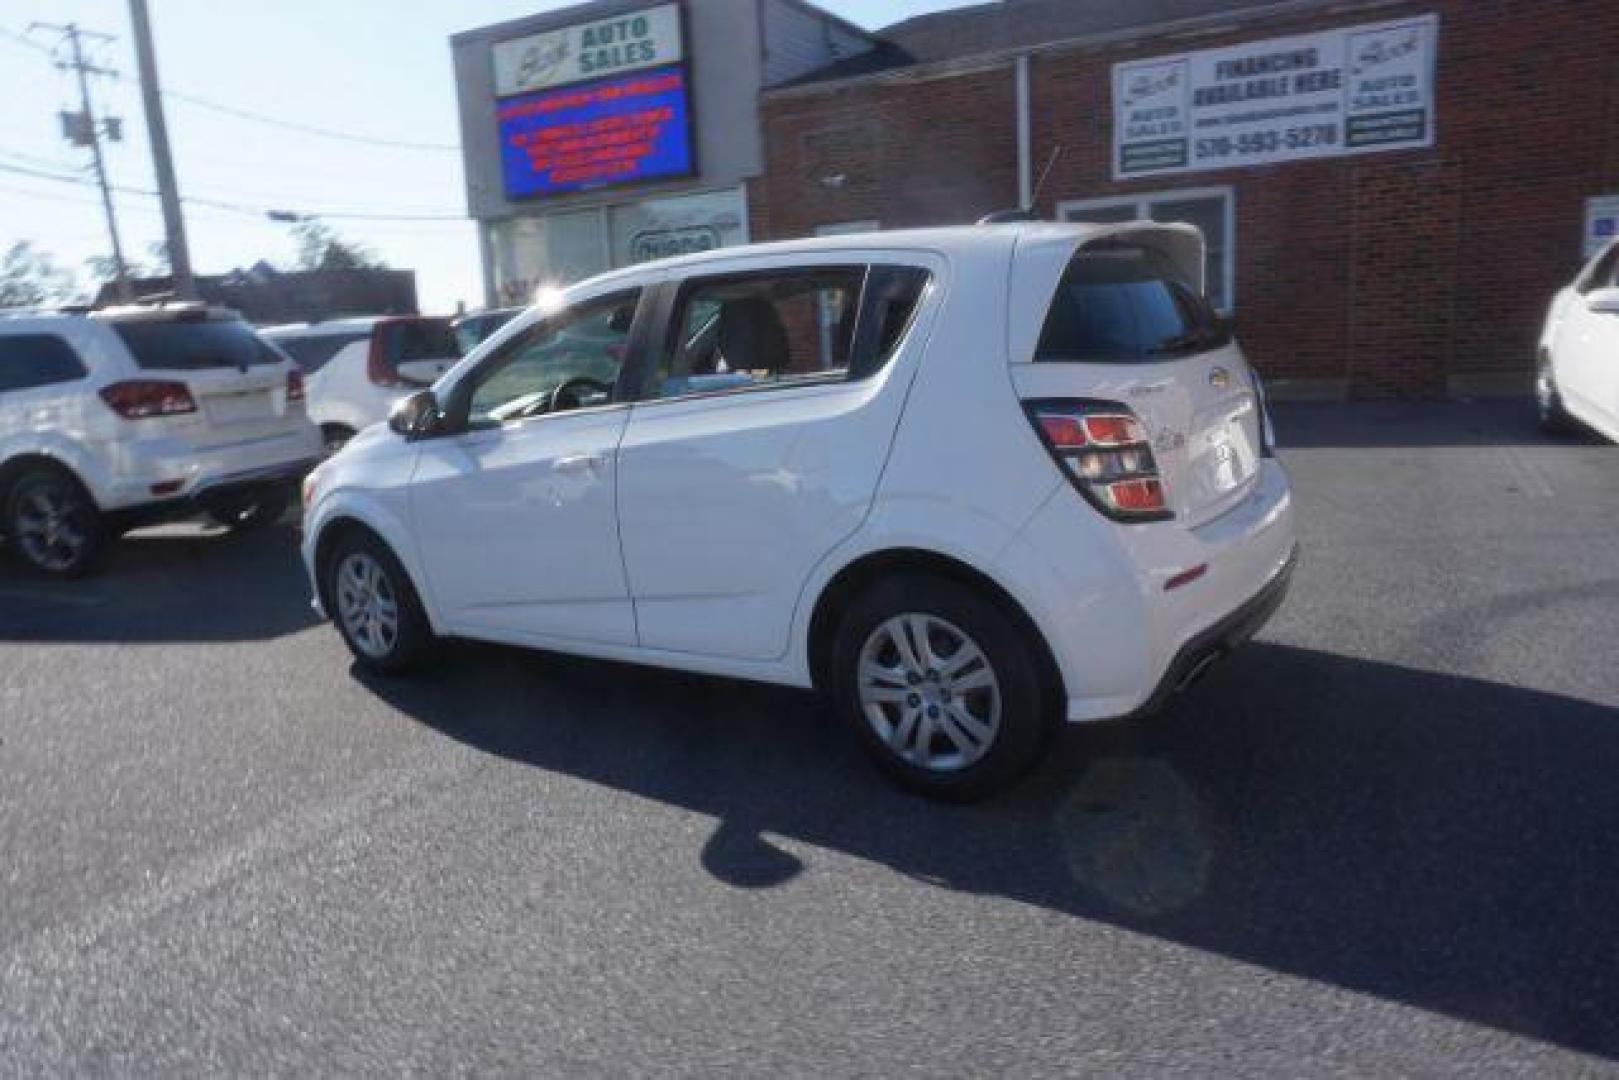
[[1352, 29, 1420, 75], [515, 32, 571, 90], [1126, 68, 1180, 107]]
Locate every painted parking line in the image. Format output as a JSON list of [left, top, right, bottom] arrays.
[[1497, 445, 1556, 498]]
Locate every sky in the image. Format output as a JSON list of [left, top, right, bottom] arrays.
[[0, 0, 981, 312]]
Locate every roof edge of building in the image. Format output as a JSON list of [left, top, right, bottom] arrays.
[[765, 0, 1409, 100]]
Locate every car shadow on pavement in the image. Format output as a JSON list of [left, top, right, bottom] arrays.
[[1273, 397, 1610, 448], [0, 521, 319, 643], [359, 639, 1619, 1061]]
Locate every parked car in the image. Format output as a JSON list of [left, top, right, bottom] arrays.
[[300, 223, 1296, 798], [261, 316, 460, 453], [451, 307, 523, 356], [1538, 238, 1619, 442], [0, 302, 322, 577]]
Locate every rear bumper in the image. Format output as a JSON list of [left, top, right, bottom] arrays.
[[96, 425, 324, 512], [1118, 543, 1296, 722], [106, 456, 318, 527]]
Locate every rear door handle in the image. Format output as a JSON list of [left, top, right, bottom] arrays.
[[554, 452, 608, 472]]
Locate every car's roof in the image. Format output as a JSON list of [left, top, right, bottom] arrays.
[[260, 314, 451, 337], [558, 222, 1127, 300]]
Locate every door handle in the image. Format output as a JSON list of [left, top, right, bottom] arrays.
[[554, 452, 608, 472]]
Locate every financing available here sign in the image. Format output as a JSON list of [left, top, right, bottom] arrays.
[[1113, 14, 1438, 179]]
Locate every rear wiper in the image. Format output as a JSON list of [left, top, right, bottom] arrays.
[[1147, 333, 1207, 356]]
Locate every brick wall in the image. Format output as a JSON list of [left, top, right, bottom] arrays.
[[754, 0, 1619, 398]]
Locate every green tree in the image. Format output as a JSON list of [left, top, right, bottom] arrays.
[[290, 220, 384, 271], [0, 241, 75, 308]]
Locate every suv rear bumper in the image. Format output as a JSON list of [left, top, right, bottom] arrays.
[[106, 456, 318, 528], [96, 425, 323, 512]]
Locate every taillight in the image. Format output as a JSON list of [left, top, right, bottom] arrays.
[[287, 367, 306, 402], [99, 380, 197, 419], [1025, 400, 1172, 522], [366, 329, 398, 388]]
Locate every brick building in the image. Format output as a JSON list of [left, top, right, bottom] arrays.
[[454, 0, 1619, 398]]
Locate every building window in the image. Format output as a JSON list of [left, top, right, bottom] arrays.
[[1057, 188, 1235, 311]]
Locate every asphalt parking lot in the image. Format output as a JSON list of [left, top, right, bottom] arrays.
[[2, 399, 1616, 1075]]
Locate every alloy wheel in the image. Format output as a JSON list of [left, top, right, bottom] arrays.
[[335, 552, 401, 660], [857, 613, 1002, 772], [13, 480, 94, 573]]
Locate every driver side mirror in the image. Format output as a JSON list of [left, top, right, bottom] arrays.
[[388, 389, 446, 441], [1586, 286, 1619, 316]]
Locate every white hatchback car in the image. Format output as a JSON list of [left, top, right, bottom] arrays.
[[262, 315, 460, 453], [0, 303, 322, 576], [301, 223, 1296, 797], [1538, 238, 1619, 442]]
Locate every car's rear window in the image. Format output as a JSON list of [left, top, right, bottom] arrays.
[[1036, 244, 1229, 362], [377, 319, 458, 365], [275, 332, 369, 373], [112, 319, 282, 371]]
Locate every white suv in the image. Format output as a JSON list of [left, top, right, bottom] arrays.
[[301, 223, 1296, 798], [0, 303, 322, 577], [262, 316, 460, 453]]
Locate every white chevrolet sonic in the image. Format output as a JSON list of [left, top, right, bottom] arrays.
[[301, 223, 1296, 798]]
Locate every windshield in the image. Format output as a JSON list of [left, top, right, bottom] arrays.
[[112, 318, 282, 371]]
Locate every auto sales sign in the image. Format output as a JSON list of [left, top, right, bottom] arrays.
[[1113, 14, 1437, 179], [492, 3, 695, 198]]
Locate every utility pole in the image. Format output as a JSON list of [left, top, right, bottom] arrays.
[[127, 0, 196, 299], [33, 22, 132, 302]]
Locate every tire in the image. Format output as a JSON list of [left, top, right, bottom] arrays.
[[1536, 353, 1577, 433], [206, 487, 291, 531], [828, 573, 1058, 801], [2, 464, 105, 579], [322, 530, 434, 675], [321, 425, 357, 456]]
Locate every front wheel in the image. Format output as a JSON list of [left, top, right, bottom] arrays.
[[829, 574, 1057, 801], [324, 531, 434, 674]]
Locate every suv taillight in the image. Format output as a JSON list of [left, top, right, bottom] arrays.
[[366, 328, 398, 388], [99, 380, 197, 419], [287, 367, 306, 402], [1024, 400, 1172, 522]]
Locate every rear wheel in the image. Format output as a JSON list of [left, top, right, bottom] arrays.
[[829, 574, 1057, 801], [1537, 353, 1576, 433], [324, 531, 433, 674], [206, 487, 291, 531], [3, 465, 105, 578]]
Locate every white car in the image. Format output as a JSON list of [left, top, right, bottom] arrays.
[[300, 223, 1296, 798], [1538, 239, 1619, 442], [0, 302, 322, 576], [262, 315, 460, 453]]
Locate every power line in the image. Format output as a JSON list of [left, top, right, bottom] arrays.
[[0, 157, 467, 223], [0, 24, 458, 153], [159, 90, 459, 153]]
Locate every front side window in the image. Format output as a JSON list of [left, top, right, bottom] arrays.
[[465, 291, 640, 427], [0, 334, 88, 393], [645, 267, 867, 401], [1037, 244, 1229, 362]]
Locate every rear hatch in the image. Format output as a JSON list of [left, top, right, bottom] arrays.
[[103, 310, 302, 449], [1009, 223, 1265, 528]]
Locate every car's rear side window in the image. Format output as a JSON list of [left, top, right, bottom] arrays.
[[111, 319, 281, 371], [0, 334, 88, 393], [275, 332, 369, 373], [1036, 244, 1229, 362], [378, 319, 458, 366], [642, 262, 931, 402]]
